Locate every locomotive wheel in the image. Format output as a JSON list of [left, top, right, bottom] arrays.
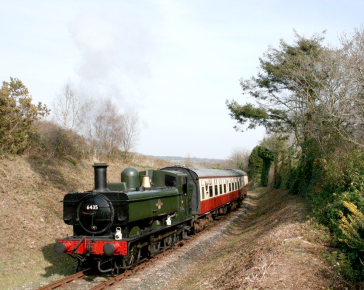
[[149, 236, 161, 256], [163, 235, 173, 249], [174, 232, 181, 243], [125, 245, 141, 267]]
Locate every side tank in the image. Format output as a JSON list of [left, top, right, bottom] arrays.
[[127, 187, 180, 222]]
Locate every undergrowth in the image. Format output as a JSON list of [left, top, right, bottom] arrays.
[[288, 147, 364, 287]]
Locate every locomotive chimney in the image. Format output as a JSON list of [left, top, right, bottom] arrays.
[[93, 163, 109, 192]]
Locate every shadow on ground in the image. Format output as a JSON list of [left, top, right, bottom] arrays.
[[41, 243, 109, 284], [41, 243, 76, 277]]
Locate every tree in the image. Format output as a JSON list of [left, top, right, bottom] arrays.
[[52, 82, 86, 131], [225, 147, 250, 170], [0, 77, 48, 154], [120, 110, 139, 161], [226, 32, 328, 145], [316, 27, 364, 149], [258, 147, 274, 187], [82, 99, 140, 160], [88, 99, 124, 158], [248, 146, 263, 183], [260, 134, 295, 189]]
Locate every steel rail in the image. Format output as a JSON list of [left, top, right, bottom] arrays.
[[37, 268, 90, 290]]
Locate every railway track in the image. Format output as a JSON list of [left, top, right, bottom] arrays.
[[37, 211, 231, 290], [37, 268, 91, 290]]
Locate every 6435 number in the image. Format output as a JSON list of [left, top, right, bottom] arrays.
[[86, 205, 98, 210]]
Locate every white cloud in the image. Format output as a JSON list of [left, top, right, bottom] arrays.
[[68, 2, 156, 106]]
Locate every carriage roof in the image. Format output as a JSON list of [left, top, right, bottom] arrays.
[[191, 168, 247, 178], [160, 166, 247, 179]]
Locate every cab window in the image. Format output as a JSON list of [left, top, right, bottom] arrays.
[[165, 175, 177, 187]]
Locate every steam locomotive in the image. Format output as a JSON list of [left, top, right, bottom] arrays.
[[55, 163, 248, 273]]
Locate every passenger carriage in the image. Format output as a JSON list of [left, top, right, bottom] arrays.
[[160, 166, 248, 231]]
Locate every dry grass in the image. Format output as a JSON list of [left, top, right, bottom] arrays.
[[0, 154, 171, 290], [166, 188, 346, 290]]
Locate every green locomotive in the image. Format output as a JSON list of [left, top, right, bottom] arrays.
[[55, 163, 247, 273]]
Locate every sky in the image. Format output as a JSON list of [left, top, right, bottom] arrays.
[[1, 0, 363, 159]]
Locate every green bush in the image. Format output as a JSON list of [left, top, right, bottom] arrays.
[[257, 147, 274, 187], [248, 146, 263, 183], [0, 77, 48, 155], [307, 149, 364, 230], [324, 250, 364, 285], [324, 191, 364, 237], [303, 148, 364, 284], [339, 201, 364, 252], [288, 159, 314, 195]]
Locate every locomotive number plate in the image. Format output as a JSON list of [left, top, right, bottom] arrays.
[[86, 205, 99, 210]]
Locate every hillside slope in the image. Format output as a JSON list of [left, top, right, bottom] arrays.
[[0, 155, 166, 289]]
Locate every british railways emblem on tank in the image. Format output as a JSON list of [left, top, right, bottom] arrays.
[[156, 199, 163, 210]]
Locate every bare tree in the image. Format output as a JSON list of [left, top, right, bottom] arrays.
[[87, 99, 124, 158], [225, 148, 250, 170], [81, 99, 140, 161], [326, 27, 364, 148], [294, 27, 364, 151], [52, 82, 85, 131], [121, 110, 140, 161]]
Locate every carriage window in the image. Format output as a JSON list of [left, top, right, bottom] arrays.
[[209, 186, 213, 197], [235, 182, 237, 190], [165, 175, 177, 187], [233, 183, 235, 190], [219, 184, 222, 195], [214, 185, 218, 196], [224, 184, 227, 193], [229, 183, 231, 192], [238, 181, 240, 189], [201, 187, 205, 200]]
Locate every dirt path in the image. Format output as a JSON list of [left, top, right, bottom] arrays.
[[111, 188, 346, 290]]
